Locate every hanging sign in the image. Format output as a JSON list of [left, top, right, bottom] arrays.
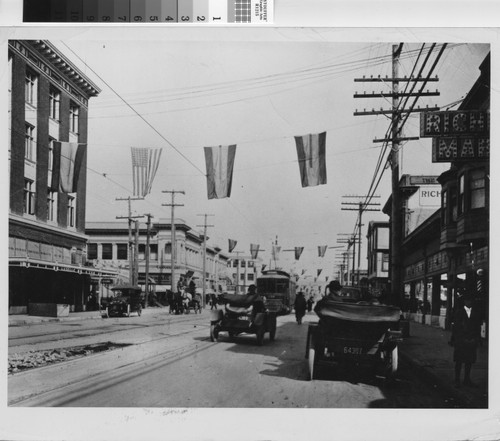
[[432, 137, 489, 162], [420, 110, 489, 138]]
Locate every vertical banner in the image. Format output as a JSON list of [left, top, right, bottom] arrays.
[[294, 247, 304, 261], [294, 132, 327, 187], [51, 142, 86, 193], [228, 239, 237, 253], [318, 245, 327, 257], [131, 147, 162, 197], [250, 244, 260, 260], [204, 145, 237, 199]]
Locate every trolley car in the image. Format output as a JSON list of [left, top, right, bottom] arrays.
[[256, 270, 296, 315]]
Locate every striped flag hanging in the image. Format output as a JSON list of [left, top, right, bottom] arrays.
[[131, 147, 162, 197], [51, 142, 86, 193], [295, 247, 304, 261], [294, 132, 327, 187], [261, 264, 267, 272], [250, 244, 260, 260], [228, 239, 237, 253], [204, 145, 237, 199], [318, 245, 328, 257], [271, 245, 281, 260], [317, 269, 323, 277]]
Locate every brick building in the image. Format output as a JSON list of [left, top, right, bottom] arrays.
[[8, 40, 116, 314]]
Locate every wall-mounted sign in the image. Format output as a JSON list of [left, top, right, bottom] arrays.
[[409, 176, 439, 185], [420, 110, 489, 138], [432, 137, 489, 162], [419, 186, 441, 207]]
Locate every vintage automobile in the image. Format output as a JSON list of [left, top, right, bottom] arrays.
[[209, 293, 277, 346], [306, 290, 402, 380], [100, 285, 144, 318]]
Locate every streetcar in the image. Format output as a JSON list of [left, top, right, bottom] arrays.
[[256, 270, 296, 315]]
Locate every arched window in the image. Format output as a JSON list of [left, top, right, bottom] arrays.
[[164, 243, 172, 255]]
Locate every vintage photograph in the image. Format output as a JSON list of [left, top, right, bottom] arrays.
[[6, 32, 490, 413]]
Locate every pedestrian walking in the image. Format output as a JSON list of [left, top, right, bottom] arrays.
[[450, 292, 482, 388], [294, 291, 307, 324], [210, 293, 218, 310]]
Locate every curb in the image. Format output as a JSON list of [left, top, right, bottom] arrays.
[[399, 350, 477, 408]]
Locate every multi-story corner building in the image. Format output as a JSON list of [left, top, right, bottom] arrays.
[[8, 40, 117, 315], [85, 220, 230, 301], [384, 52, 489, 333]]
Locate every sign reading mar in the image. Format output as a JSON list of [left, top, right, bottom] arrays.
[[420, 110, 490, 162]]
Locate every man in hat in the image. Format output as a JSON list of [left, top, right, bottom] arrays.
[[450, 292, 482, 387], [325, 280, 343, 300]]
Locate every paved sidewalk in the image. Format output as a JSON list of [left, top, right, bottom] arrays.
[[398, 320, 488, 408]]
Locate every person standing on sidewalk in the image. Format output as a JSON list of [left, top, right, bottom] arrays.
[[294, 292, 307, 324], [450, 292, 482, 388]]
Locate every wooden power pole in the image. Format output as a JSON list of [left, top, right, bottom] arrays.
[[162, 190, 184, 294]]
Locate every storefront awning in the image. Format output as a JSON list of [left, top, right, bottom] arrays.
[[9, 257, 120, 278]]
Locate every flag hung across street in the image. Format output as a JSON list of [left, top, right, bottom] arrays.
[[228, 239, 237, 253], [295, 247, 304, 261], [51, 142, 86, 193], [318, 245, 328, 257], [294, 132, 327, 187], [131, 147, 162, 198], [250, 244, 260, 260], [204, 145, 237, 199]]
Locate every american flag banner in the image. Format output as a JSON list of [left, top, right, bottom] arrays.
[[51, 142, 86, 193], [325, 276, 329, 282], [250, 244, 260, 260], [295, 247, 304, 261], [261, 264, 267, 272], [131, 147, 162, 197], [294, 132, 327, 187], [318, 245, 327, 257], [317, 269, 323, 277], [204, 145, 237, 199], [228, 239, 237, 253], [301, 269, 306, 275]]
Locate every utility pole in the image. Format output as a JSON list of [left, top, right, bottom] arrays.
[[341, 196, 380, 285], [196, 213, 214, 308], [116, 196, 144, 285], [144, 213, 153, 308], [162, 190, 185, 295], [353, 43, 440, 304]]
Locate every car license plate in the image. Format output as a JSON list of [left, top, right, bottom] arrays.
[[343, 346, 363, 355]]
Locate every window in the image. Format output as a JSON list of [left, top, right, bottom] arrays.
[[164, 243, 172, 255], [48, 138, 55, 171], [67, 195, 75, 227], [458, 174, 465, 215], [241, 260, 246, 268], [25, 71, 37, 105], [87, 243, 97, 260], [470, 169, 486, 209], [138, 244, 145, 260], [24, 179, 35, 215], [441, 189, 448, 226], [240, 274, 245, 281], [451, 187, 458, 222], [47, 190, 57, 222], [382, 253, 389, 272], [102, 243, 113, 260], [232, 260, 238, 267], [247, 273, 254, 281], [117, 244, 128, 260], [248, 261, 254, 268], [150, 244, 158, 260], [25, 124, 35, 161], [49, 87, 60, 120], [69, 103, 79, 133]]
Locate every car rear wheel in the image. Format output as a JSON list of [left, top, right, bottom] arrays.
[[256, 326, 265, 346], [210, 324, 219, 342]]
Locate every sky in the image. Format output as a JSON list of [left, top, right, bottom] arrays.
[[44, 32, 490, 282]]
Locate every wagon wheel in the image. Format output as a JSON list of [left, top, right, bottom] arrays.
[[256, 326, 265, 346], [210, 324, 219, 342], [308, 333, 316, 381]]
